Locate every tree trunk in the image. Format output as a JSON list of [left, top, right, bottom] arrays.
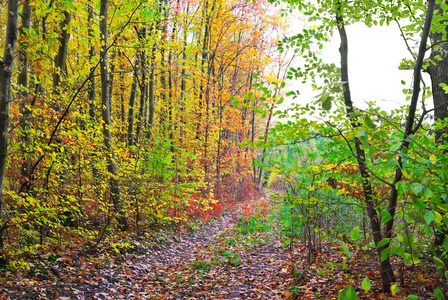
[[146, 62, 155, 142], [135, 28, 147, 145], [127, 56, 139, 147], [335, 0, 435, 292], [0, 0, 19, 266], [18, 2, 32, 180], [428, 2, 448, 143], [88, 2, 96, 122], [53, 11, 71, 92], [427, 1, 448, 251], [335, 6, 396, 292], [100, 0, 127, 230]]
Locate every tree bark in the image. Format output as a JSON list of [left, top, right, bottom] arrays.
[[127, 56, 139, 146], [422, 1, 447, 250], [335, 6, 396, 292], [88, 2, 96, 122], [135, 28, 147, 145], [0, 0, 19, 265], [53, 11, 71, 92], [146, 61, 155, 142], [336, 0, 435, 292], [18, 2, 32, 180], [100, 0, 127, 230]]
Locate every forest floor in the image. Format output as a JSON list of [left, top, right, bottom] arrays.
[[0, 196, 445, 299]]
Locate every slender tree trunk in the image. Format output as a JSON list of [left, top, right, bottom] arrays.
[[335, 7, 395, 292], [146, 61, 155, 142], [18, 2, 32, 180], [0, 0, 19, 265], [53, 11, 71, 92], [256, 99, 275, 187], [335, 0, 435, 292], [180, 13, 188, 105], [167, 25, 176, 151], [109, 49, 116, 116], [135, 29, 147, 145], [52, 10, 71, 228], [196, 0, 216, 139], [251, 105, 256, 184], [127, 56, 139, 146], [88, 2, 96, 122], [179, 11, 188, 144], [100, 0, 127, 230]]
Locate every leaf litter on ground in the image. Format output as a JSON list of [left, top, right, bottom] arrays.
[[0, 196, 444, 299]]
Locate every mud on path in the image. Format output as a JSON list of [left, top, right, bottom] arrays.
[[1, 197, 295, 299]]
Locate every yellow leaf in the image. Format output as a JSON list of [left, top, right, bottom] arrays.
[[437, 205, 448, 212], [434, 211, 442, 224], [430, 154, 437, 164]]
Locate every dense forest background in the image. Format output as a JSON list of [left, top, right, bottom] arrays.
[[1, 0, 448, 298], [0, 0, 287, 266]]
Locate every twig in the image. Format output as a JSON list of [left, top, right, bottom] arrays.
[[19, 1, 145, 194]]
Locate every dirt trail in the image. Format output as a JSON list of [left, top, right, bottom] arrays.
[[2, 198, 294, 299]]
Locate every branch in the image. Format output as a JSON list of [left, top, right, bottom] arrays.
[[329, 121, 394, 188], [19, 1, 145, 194], [394, 19, 417, 60], [426, 39, 448, 51], [121, 51, 143, 91]]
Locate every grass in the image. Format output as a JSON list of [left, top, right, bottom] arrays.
[[190, 259, 212, 270], [222, 250, 241, 265], [236, 214, 271, 234]]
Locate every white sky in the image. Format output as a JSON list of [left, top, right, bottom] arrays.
[[288, 22, 433, 113]]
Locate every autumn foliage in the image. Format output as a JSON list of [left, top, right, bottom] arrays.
[[0, 0, 286, 269]]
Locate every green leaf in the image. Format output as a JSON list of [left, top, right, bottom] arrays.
[[404, 253, 420, 264], [434, 256, 445, 267], [390, 142, 402, 152], [342, 243, 350, 258], [443, 236, 448, 252], [338, 285, 357, 300], [435, 287, 444, 300], [403, 234, 414, 247], [423, 187, 433, 198], [381, 247, 389, 262], [232, 99, 240, 106], [412, 197, 425, 210], [424, 211, 435, 224], [396, 181, 405, 197], [362, 276, 371, 292], [407, 295, 419, 300], [356, 130, 368, 139], [412, 183, 423, 194], [381, 210, 392, 223], [378, 238, 390, 248], [351, 226, 360, 240], [321, 93, 332, 110], [395, 246, 405, 259], [364, 115, 376, 128], [441, 83, 448, 94], [391, 284, 398, 296]]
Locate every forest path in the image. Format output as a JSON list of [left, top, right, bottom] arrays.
[[4, 196, 295, 299]]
